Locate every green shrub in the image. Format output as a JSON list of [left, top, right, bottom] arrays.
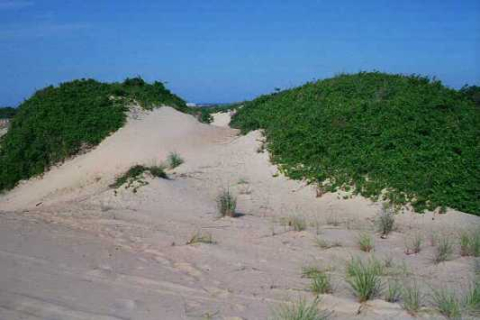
[[231, 72, 480, 215], [0, 78, 186, 192]]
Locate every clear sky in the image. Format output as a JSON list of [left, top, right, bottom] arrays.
[[1, 0, 479, 105]]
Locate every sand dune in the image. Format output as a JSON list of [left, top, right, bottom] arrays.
[[0, 107, 478, 320]]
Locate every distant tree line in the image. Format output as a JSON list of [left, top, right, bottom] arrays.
[[0, 107, 17, 119]]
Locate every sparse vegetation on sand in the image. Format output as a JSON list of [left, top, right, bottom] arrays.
[[460, 229, 480, 257], [0, 77, 187, 193], [167, 152, 184, 169], [405, 232, 423, 255], [357, 232, 374, 252], [465, 280, 480, 316], [110, 164, 168, 191], [385, 279, 402, 303], [270, 298, 330, 320], [310, 271, 333, 295], [402, 282, 423, 314], [376, 205, 395, 237], [431, 287, 462, 319], [433, 236, 455, 264], [231, 72, 480, 215], [216, 189, 237, 217], [281, 215, 307, 232], [187, 231, 215, 245], [346, 257, 383, 302]]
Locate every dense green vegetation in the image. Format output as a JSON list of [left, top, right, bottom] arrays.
[[0, 107, 17, 119], [460, 85, 480, 108], [231, 72, 480, 214], [0, 77, 186, 192]]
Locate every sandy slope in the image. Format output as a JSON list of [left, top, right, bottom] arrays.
[[0, 107, 479, 320]]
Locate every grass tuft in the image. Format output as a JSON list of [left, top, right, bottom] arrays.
[[187, 231, 215, 245], [402, 282, 422, 315], [464, 280, 480, 316], [269, 298, 331, 320], [310, 272, 333, 295], [358, 232, 374, 252], [460, 230, 480, 257], [433, 236, 455, 264], [385, 279, 402, 303], [346, 257, 382, 302], [376, 205, 395, 237], [167, 152, 184, 169], [405, 232, 423, 255], [431, 287, 462, 319], [315, 238, 342, 249], [216, 189, 237, 217]]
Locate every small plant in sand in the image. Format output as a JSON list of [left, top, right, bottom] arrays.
[[269, 298, 331, 320], [346, 257, 383, 302], [281, 216, 307, 232], [464, 280, 480, 316], [402, 282, 422, 315], [405, 232, 423, 255], [110, 164, 168, 191], [433, 236, 454, 264], [310, 272, 333, 295], [187, 231, 215, 245], [358, 232, 374, 252], [431, 287, 462, 319], [315, 238, 342, 249], [460, 229, 480, 257], [216, 189, 237, 217], [302, 266, 323, 279], [376, 204, 395, 238], [167, 152, 184, 169], [385, 279, 402, 303]]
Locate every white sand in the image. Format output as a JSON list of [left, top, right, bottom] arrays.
[[211, 111, 233, 127], [0, 107, 478, 320]]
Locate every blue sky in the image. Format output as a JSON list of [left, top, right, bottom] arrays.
[[1, 0, 479, 105]]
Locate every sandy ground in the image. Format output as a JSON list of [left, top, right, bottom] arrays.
[[0, 127, 7, 138], [0, 107, 479, 320]]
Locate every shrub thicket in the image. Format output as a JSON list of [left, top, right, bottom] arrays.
[[231, 72, 480, 215], [0, 77, 186, 192]]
